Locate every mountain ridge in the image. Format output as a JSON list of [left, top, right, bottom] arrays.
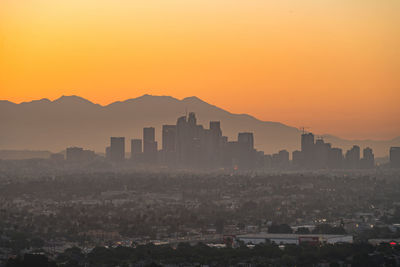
[[0, 95, 398, 157]]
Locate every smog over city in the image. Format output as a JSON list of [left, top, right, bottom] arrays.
[[1, 1, 400, 266]]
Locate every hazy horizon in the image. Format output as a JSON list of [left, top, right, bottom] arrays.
[[2, 94, 399, 142], [1, 0, 399, 140]]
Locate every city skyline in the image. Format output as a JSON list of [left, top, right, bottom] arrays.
[[62, 111, 400, 170], [1, 94, 399, 159], [1, 1, 399, 140]]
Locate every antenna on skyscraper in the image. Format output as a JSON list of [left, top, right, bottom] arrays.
[[299, 126, 310, 134]]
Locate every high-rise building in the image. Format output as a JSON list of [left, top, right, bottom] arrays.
[[345, 145, 360, 169], [110, 137, 125, 162], [361, 147, 374, 169], [237, 132, 255, 169], [292, 150, 303, 168], [314, 138, 330, 169], [131, 139, 142, 159], [209, 121, 222, 150], [390, 147, 400, 168], [328, 148, 343, 169], [175, 113, 201, 167], [278, 149, 290, 168], [143, 127, 155, 154], [143, 127, 155, 148], [176, 116, 188, 164], [143, 127, 157, 162], [255, 150, 265, 169], [301, 133, 314, 152], [238, 132, 254, 151], [162, 125, 176, 152], [223, 141, 240, 169], [210, 121, 222, 136], [161, 125, 177, 166], [301, 133, 315, 168], [188, 112, 197, 126], [207, 121, 223, 167]]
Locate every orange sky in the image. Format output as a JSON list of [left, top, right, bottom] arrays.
[[1, 0, 399, 140]]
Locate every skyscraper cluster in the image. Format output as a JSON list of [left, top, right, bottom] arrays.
[[292, 132, 375, 170], [51, 111, 400, 172], [107, 112, 263, 170], [62, 115, 400, 170], [103, 114, 384, 170]]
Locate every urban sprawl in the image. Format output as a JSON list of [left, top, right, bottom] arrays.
[[1, 113, 400, 266]]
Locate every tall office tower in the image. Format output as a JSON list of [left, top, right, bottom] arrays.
[[301, 133, 315, 168], [207, 121, 223, 167], [314, 138, 330, 169], [301, 133, 314, 151], [345, 145, 360, 169], [110, 137, 125, 162], [162, 125, 177, 152], [176, 116, 188, 164], [187, 112, 199, 160], [210, 121, 222, 137], [131, 139, 142, 159], [238, 132, 254, 150], [223, 141, 240, 168], [176, 113, 200, 167], [143, 127, 155, 147], [143, 127, 157, 163], [390, 147, 400, 168], [278, 149, 290, 168], [328, 148, 343, 169], [361, 147, 375, 169], [188, 112, 197, 126], [161, 125, 177, 166], [255, 150, 265, 169], [237, 132, 255, 169], [292, 150, 303, 168]]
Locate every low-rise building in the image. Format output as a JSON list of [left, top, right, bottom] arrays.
[[236, 233, 353, 245]]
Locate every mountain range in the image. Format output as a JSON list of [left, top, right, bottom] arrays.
[[0, 95, 398, 158]]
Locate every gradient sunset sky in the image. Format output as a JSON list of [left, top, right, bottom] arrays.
[[1, 0, 399, 140]]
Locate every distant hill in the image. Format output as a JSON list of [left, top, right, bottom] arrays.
[[0, 95, 398, 157], [0, 150, 52, 160]]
